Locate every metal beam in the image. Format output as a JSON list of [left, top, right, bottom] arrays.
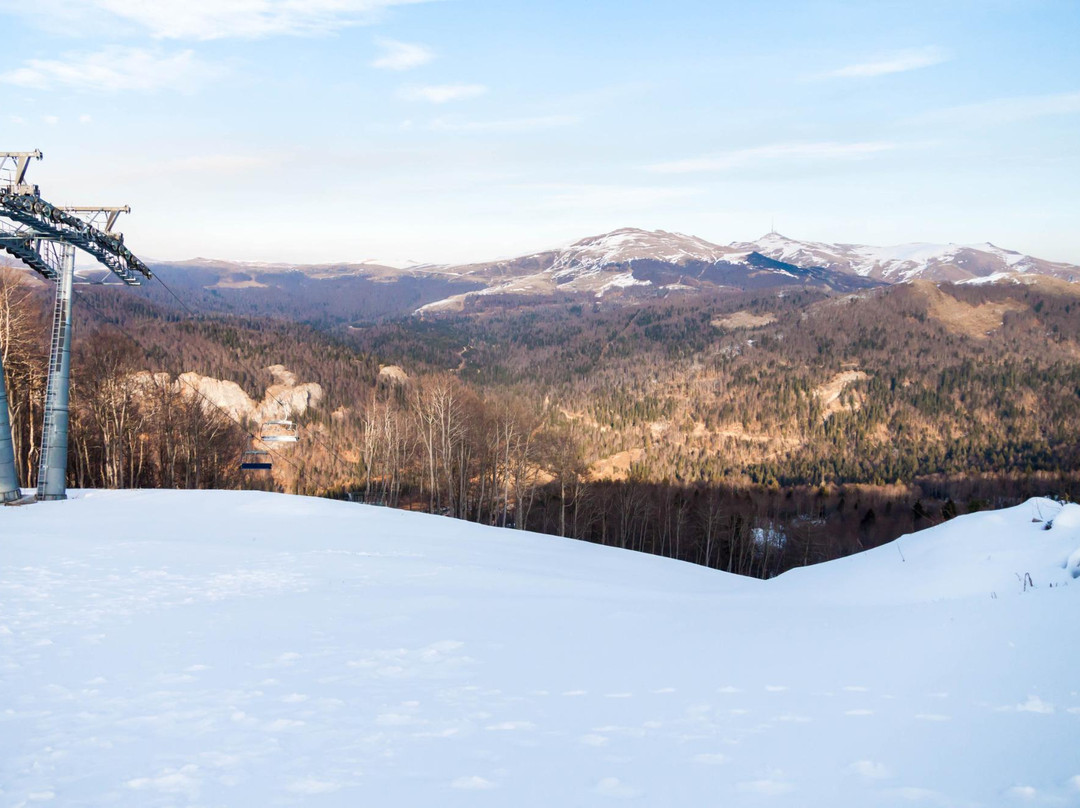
[[61, 205, 130, 233], [0, 349, 19, 502], [0, 193, 151, 284], [0, 150, 42, 196], [0, 233, 57, 279], [36, 243, 75, 501]]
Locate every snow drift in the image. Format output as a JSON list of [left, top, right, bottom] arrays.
[[2, 491, 1078, 807]]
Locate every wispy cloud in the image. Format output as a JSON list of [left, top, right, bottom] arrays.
[[817, 47, 949, 79], [152, 153, 276, 176], [0, 47, 221, 93], [100, 152, 277, 185], [526, 183, 701, 211], [2, 0, 434, 40], [372, 38, 434, 70], [430, 114, 578, 133], [648, 141, 899, 173], [400, 84, 488, 103], [912, 90, 1080, 126]]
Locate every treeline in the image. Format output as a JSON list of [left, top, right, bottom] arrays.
[[522, 473, 1078, 575], [350, 281, 1080, 487]]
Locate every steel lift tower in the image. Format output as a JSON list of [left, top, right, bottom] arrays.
[[0, 150, 152, 503]]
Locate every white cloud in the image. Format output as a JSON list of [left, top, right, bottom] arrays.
[[429, 114, 578, 133], [400, 84, 488, 103], [126, 765, 201, 798], [593, 777, 642, 798], [95, 153, 275, 185], [736, 778, 794, 796], [450, 776, 496, 790], [44, 115, 60, 125], [1015, 695, 1054, 714], [9, 115, 26, 125], [849, 760, 892, 780], [153, 154, 276, 176], [285, 778, 341, 795], [818, 47, 949, 79], [0, 47, 220, 93], [1006, 785, 1038, 801], [647, 141, 899, 173], [372, 38, 434, 70], [913, 91, 1080, 126], [526, 183, 701, 211], [79, 114, 93, 124], [1, 0, 433, 40]]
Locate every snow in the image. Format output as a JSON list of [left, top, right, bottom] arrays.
[[746, 233, 1077, 283], [596, 272, 653, 296], [958, 271, 1023, 286], [552, 228, 731, 274], [2, 491, 1079, 807]]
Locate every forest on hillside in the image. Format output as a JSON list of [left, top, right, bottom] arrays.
[[4, 264, 1080, 577]]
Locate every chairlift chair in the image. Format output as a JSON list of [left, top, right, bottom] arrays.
[[240, 450, 272, 471], [260, 420, 299, 443]]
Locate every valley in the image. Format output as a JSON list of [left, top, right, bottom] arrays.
[[5, 227, 1080, 577]]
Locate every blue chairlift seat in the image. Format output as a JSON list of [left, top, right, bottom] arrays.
[[241, 449, 272, 470]]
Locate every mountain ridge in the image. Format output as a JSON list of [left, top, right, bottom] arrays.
[[114, 227, 1080, 318], [149, 226, 1078, 287]]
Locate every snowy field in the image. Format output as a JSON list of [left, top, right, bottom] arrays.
[[2, 490, 1079, 807]]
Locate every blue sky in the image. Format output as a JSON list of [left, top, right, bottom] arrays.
[[2, 0, 1078, 265]]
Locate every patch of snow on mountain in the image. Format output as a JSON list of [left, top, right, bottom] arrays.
[[958, 271, 1023, 286], [596, 272, 652, 297]]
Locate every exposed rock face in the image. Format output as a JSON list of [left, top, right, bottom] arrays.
[[378, 364, 409, 385], [158, 366, 323, 424], [176, 373, 255, 421], [257, 379, 323, 422]]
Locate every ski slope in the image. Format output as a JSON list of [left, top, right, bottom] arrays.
[[2, 491, 1079, 807]]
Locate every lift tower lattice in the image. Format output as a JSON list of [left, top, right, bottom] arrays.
[[0, 150, 153, 503]]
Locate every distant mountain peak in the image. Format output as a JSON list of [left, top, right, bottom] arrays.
[[742, 233, 1078, 284], [554, 228, 728, 274]]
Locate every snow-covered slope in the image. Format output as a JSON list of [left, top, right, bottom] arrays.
[[3, 491, 1079, 806], [742, 232, 1080, 284]]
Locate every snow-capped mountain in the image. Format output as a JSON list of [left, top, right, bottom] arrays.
[[741, 232, 1080, 284], [417, 228, 876, 312], [145, 228, 1079, 317], [434, 228, 1079, 307], [548, 227, 734, 276]]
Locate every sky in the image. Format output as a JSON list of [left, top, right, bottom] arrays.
[[2, 0, 1079, 266]]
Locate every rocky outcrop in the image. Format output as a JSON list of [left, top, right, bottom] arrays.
[[132, 365, 323, 425]]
